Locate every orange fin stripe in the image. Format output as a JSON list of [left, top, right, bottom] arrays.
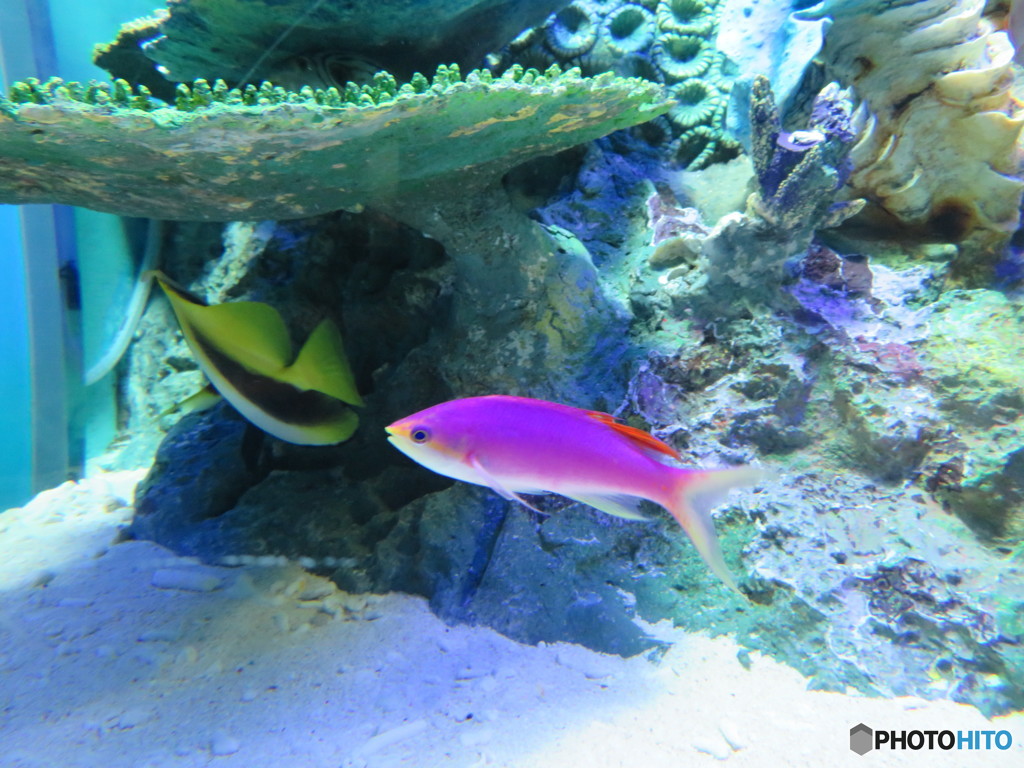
[[586, 411, 681, 460]]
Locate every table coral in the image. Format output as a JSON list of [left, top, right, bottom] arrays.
[[111, 0, 569, 88], [0, 65, 671, 222]]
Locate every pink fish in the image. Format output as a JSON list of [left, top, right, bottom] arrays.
[[385, 395, 765, 591]]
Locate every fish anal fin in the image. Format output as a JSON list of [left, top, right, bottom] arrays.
[[564, 492, 650, 521]]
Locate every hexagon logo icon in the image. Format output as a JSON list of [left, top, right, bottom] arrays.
[[850, 723, 873, 755]]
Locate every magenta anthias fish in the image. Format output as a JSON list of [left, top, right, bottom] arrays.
[[385, 395, 766, 591]]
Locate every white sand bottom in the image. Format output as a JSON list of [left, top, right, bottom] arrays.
[[1, 472, 1021, 768]]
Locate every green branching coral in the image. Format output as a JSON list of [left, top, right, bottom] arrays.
[[0, 64, 671, 221]]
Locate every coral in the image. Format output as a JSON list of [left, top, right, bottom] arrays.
[[497, 0, 739, 169], [543, 3, 600, 58], [798, 0, 1024, 276], [108, 0, 569, 88], [657, 0, 716, 35], [0, 66, 671, 221], [652, 32, 714, 81], [652, 77, 864, 317], [92, 11, 177, 102], [666, 77, 723, 130], [748, 76, 863, 233], [602, 4, 657, 55]]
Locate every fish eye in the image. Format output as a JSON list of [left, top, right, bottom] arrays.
[[411, 427, 431, 444]]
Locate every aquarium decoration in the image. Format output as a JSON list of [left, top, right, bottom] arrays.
[[800, 0, 1024, 279]]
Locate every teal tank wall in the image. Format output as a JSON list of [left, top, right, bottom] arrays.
[[0, 206, 33, 508], [0, 0, 158, 509]]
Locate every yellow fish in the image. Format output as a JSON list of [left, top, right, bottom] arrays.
[[153, 271, 363, 445]]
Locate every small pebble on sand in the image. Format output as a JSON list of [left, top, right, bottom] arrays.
[[210, 732, 241, 756], [692, 736, 733, 760], [356, 719, 429, 757], [151, 568, 222, 593], [719, 718, 746, 751]]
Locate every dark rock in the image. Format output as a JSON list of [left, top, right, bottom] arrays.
[[131, 403, 268, 548]]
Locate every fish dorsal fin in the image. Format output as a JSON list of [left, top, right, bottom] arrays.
[[585, 411, 681, 461], [155, 273, 293, 375], [278, 318, 364, 407]]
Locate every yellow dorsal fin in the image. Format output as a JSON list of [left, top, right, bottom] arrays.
[[278, 318, 364, 407], [155, 274, 293, 375]]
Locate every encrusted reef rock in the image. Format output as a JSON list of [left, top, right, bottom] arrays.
[[915, 290, 1024, 542]]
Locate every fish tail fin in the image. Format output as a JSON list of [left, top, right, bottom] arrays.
[[666, 466, 768, 593]]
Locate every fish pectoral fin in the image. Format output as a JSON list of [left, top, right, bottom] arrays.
[[564, 493, 650, 521], [468, 455, 546, 514], [161, 381, 222, 417]]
